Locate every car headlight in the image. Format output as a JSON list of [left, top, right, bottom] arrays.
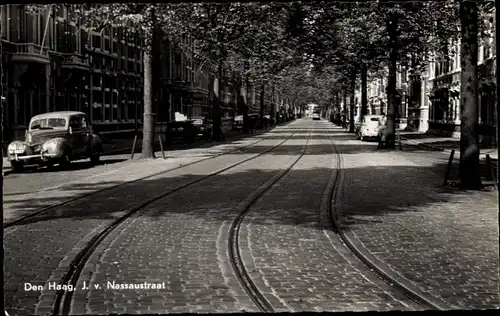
[[8, 143, 25, 154], [42, 139, 58, 152]]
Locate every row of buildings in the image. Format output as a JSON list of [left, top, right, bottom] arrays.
[[0, 4, 290, 142], [353, 4, 496, 144]]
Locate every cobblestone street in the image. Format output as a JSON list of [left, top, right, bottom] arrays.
[[3, 118, 499, 315]]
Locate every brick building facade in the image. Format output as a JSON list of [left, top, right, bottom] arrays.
[[1, 4, 276, 143]]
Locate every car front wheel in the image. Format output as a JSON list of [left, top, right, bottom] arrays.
[[59, 151, 71, 170], [11, 161, 24, 173], [90, 152, 100, 164]]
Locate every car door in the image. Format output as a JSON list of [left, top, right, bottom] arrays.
[[81, 115, 93, 156], [69, 115, 86, 156]]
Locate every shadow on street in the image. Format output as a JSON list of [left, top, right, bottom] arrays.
[[4, 145, 495, 228]]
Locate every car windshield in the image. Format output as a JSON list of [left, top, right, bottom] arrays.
[[190, 119, 204, 125], [30, 118, 67, 130]]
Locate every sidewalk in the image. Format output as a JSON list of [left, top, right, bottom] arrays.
[[2, 126, 275, 173], [399, 131, 498, 160], [336, 129, 499, 310]]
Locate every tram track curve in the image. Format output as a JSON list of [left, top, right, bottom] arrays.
[[51, 128, 304, 315], [227, 129, 312, 312], [324, 126, 449, 311]]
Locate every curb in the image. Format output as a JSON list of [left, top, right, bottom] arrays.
[[1, 127, 278, 176], [401, 137, 498, 162]]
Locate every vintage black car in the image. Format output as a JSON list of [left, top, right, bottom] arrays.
[[7, 111, 103, 172], [188, 116, 212, 139], [166, 121, 198, 144]]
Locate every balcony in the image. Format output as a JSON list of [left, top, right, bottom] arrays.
[[60, 53, 90, 71], [7, 43, 50, 64]]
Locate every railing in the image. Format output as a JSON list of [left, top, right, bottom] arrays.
[[13, 43, 49, 57], [61, 53, 89, 66]]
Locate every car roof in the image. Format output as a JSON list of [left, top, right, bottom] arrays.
[[30, 111, 86, 121], [190, 116, 205, 119]]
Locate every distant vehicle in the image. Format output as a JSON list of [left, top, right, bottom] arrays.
[[166, 120, 197, 144], [188, 116, 212, 139], [232, 114, 260, 132], [7, 111, 103, 172], [357, 115, 383, 141], [312, 109, 321, 120]]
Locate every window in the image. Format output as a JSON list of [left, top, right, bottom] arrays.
[[30, 118, 66, 130], [69, 116, 82, 129], [70, 25, 78, 53], [81, 28, 89, 51], [113, 92, 119, 121], [56, 22, 66, 52], [92, 34, 101, 49], [81, 116, 88, 129], [104, 38, 110, 51]]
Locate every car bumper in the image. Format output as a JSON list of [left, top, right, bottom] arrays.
[[8, 152, 61, 164], [361, 132, 379, 138]]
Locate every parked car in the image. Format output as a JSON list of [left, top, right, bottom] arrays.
[[188, 116, 212, 139], [232, 115, 244, 131], [7, 111, 103, 172], [357, 115, 383, 141], [166, 121, 198, 144]]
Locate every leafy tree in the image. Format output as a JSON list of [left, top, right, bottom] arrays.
[[28, 3, 180, 158], [352, 1, 459, 148], [163, 3, 264, 141], [222, 3, 296, 132]]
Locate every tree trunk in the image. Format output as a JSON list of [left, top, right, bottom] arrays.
[[212, 61, 223, 141], [259, 84, 265, 129], [336, 91, 341, 119], [385, 47, 398, 149], [236, 78, 247, 133], [349, 72, 356, 133], [141, 18, 155, 159], [459, 1, 482, 189], [243, 62, 250, 134], [342, 90, 347, 127], [0, 26, 5, 316], [385, 18, 399, 149], [271, 86, 276, 125], [361, 65, 368, 117]]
